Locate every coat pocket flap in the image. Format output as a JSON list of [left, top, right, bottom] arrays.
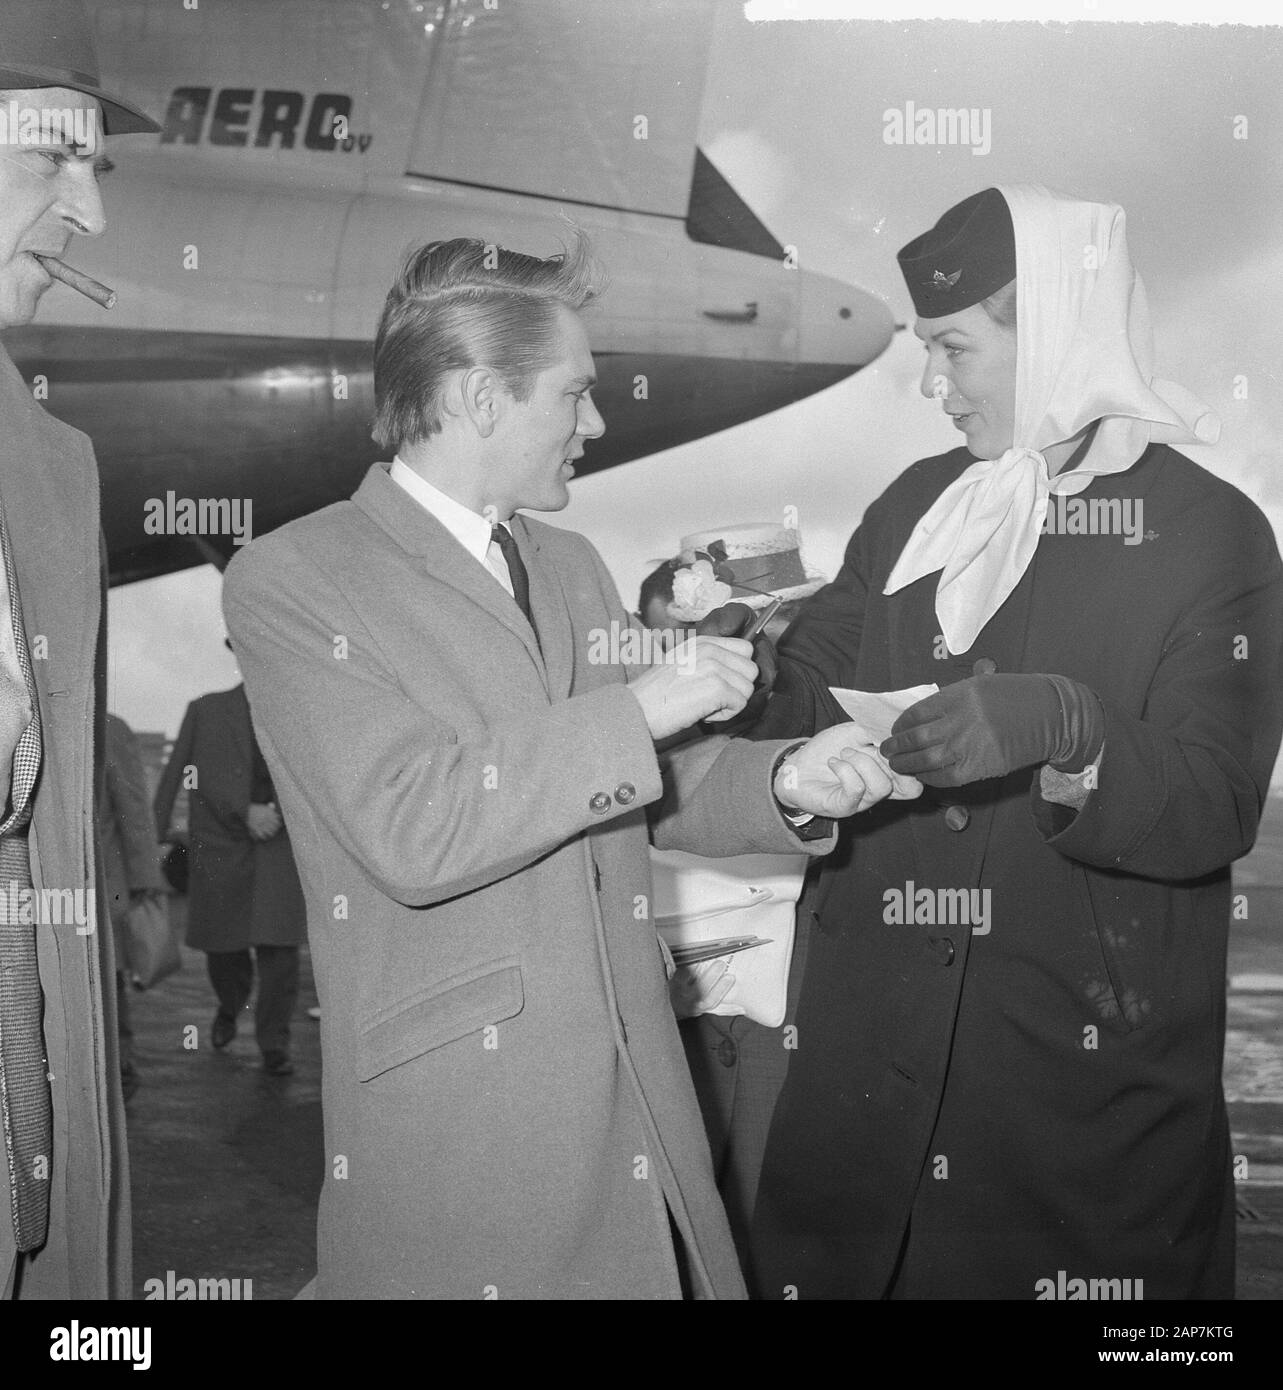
[[355, 959, 524, 1082]]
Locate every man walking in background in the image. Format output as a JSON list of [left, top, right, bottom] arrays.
[[154, 677, 306, 1076]]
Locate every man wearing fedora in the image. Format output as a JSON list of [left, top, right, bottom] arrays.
[[0, 0, 159, 1299]]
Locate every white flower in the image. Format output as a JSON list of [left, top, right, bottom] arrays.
[[667, 559, 733, 622]]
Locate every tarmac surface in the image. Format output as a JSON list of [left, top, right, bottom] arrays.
[[123, 796, 1283, 1301], [125, 900, 323, 1301], [1220, 805, 1283, 1302]]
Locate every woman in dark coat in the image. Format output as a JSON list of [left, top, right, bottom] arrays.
[[747, 185, 1283, 1299]]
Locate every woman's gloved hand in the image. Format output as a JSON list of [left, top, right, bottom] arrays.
[[880, 672, 1104, 787], [695, 602, 776, 733]]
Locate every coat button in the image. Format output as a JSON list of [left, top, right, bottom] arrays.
[[614, 782, 636, 805], [717, 1038, 738, 1068], [928, 935, 956, 966], [972, 657, 998, 676], [589, 791, 611, 814], [943, 804, 970, 832]]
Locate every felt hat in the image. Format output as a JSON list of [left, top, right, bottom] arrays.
[[0, 0, 160, 135]]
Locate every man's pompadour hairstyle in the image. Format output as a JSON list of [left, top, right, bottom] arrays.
[[371, 232, 605, 451]]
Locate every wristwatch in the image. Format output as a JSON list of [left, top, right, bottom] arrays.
[[772, 743, 832, 841]]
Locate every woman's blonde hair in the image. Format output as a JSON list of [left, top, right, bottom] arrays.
[[980, 278, 1017, 330]]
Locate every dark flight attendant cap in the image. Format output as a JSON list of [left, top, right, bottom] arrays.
[[897, 188, 1016, 318]]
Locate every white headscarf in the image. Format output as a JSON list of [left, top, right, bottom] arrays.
[[882, 184, 1219, 655]]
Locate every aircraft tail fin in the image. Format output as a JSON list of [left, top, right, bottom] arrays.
[[408, 0, 718, 221]]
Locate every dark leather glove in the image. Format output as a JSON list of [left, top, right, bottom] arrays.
[[695, 602, 777, 733], [694, 602, 756, 639], [879, 673, 1104, 788]]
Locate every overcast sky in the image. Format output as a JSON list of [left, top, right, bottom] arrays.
[[107, 6, 1283, 780]]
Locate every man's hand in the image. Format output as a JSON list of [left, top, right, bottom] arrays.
[[775, 721, 924, 818], [246, 801, 283, 841], [0, 666, 33, 810], [880, 673, 1105, 788], [630, 635, 757, 741], [669, 957, 735, 1020]]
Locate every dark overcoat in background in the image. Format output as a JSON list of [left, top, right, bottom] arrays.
[[222, 461, 834, 1300], [99, 713, 165, 929], [748, 442, 1283, 1300], [153, 685, 305, 952]]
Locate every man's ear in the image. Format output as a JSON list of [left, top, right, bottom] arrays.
[[458, 365, 501, 438]]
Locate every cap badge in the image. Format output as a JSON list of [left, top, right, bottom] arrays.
[[931, 269, 962, 289]]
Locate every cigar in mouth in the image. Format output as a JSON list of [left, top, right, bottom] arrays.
[[31, 254, 117, 310]]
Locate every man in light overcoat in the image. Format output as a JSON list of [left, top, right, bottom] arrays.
[[223, 236, 907, 1298]]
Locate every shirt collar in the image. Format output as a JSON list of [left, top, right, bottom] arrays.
[[389, 455, 504, 566]]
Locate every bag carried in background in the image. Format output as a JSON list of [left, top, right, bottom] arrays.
[[125, 892, 181, 990]]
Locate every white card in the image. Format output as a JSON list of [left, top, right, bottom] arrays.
[[827, 683, 940, 747]]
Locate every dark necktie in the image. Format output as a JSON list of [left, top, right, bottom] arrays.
[[491, 524, 538, 647], [0, 492, 50, 1253]]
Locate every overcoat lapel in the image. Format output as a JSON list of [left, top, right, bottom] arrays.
[[352, 465, 548, 690]]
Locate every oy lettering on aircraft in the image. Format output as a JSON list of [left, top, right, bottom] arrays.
[[159, 88, 374, 153]]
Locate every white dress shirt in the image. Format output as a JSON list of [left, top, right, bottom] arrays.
[[389, 456, 516, 598]]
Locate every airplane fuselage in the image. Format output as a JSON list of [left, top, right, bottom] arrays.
[[4, 0, 893, 583]]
